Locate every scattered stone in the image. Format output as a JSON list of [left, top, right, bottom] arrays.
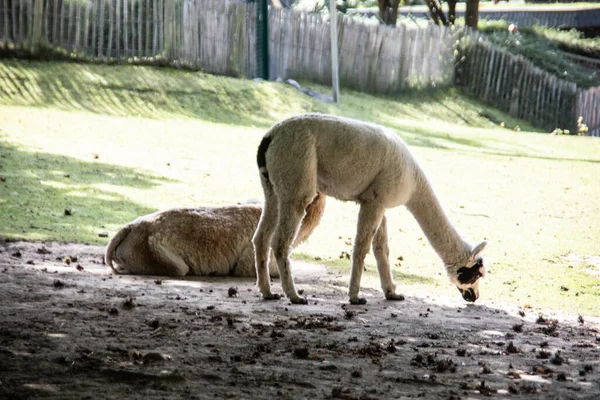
[[578, 315, 585, 325], [351, 369, 362, 378], [154, 279, 162, 285], [227, 287, 238, 298], [64, 256, 71, 265], [436, 358, 457, 373], [506, 341, 521, 354], [507, 370, 521, 379], [319, 363, 338, 371], [64, 208, 72, 216], [148, 319, 160, 329], [36, 247, 51, 255], [520, 382, 540, 394], [456, 348, 467, 357], [122, 296, 136, 309], [332, 386, 352, 398], [293, 347, 310, 359], [556, 372, 567, 381], [343, 309, 355, 319], [26, 260, 34, 265], [108, 307, 119, 315], [53, 279, 64, 288], [11, 251, 22, 258], [477, 380, 497, 396], [532, 365, 554, 377], [537, 349, 551, 359], [76, 264, 84, 271], [542, 320, 559, 336], [386, 340, 397, 353], [98, 231, 109, 238], [143, 352, 171, 363], [512, 323, 524, 333], [536, 314, 548, 324]]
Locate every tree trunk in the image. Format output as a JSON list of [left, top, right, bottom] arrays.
[[377, 0, 401, 26], [447, 0, 457, 25], [425, 0, 448, 26], [465, 0, 480, 29]]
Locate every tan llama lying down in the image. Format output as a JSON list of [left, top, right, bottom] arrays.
[[105, 194, 325, 277], [253, 113, 487, 305]]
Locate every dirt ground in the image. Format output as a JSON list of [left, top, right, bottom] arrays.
[[1, 240, 599, 400]]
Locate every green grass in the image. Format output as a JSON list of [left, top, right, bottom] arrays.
[[479, 20, 600, 89], [1, 58, 599, 317]]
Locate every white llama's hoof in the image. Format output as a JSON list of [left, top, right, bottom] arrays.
[[263, 293, 282, 301], [385, 292, 405, 301], [349, 297, 367, 305], [289, 296, 308, 305]]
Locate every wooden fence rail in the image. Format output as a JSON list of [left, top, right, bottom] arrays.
[[0, 0, 598, 135], [0, 0, 257, 77], [577, 86, 600, 136], [458, 36, 599, 135]]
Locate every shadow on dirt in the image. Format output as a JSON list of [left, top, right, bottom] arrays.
[[1, 241, 598, 399]]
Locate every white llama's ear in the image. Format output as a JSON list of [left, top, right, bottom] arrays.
[[472, 241, 487, 257]]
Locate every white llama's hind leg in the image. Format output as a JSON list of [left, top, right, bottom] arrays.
[[252, 181, 280, 299], [372, 216, 404, 301], [272, 199, 309, 304], [349, 203, 386, 304]]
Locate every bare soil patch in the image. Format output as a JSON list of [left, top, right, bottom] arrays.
[[1, 240, 599, 399]]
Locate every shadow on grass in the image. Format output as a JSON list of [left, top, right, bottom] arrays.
[[2, 58, 597, 164], [293, 252, 437, 286], [0, 141, 173, 244], [0, 57, 281, 128]]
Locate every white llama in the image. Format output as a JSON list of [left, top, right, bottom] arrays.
[[105, 194, 324, 277], [252, 113, 487, 305]]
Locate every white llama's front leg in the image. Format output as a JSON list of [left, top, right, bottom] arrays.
[[349, 203, 385, 305], [372, 216, 404, 301], [272, 200, 308, 304], [252, 183, 281, 300]]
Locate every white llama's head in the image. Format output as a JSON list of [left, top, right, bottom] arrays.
[[447, 241, 487, 303]]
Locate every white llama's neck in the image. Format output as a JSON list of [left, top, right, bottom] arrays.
[[406, 174, 469, 266]]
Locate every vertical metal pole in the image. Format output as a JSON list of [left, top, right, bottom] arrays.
[[329, 1, 339, 103], [257, 0, 269, 80]]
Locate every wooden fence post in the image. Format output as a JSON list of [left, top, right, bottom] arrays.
[[329, 2, 339, 103]]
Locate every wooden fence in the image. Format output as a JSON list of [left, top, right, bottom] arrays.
[[0, 0, 598, 135], [577, 86, 600, 136], [0, 0, 461, 90], [457, 37, 599, 136], [0, 0, 257, 77], [269, 10, 460, 92]]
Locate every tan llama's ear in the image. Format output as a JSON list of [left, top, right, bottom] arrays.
[[472, 241, 487, 257]]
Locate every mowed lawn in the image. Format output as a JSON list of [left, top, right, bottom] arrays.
[[1, 59, 599, 316]]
